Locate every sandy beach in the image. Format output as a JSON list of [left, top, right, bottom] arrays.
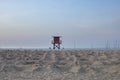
[[0, 49, 120, 80]]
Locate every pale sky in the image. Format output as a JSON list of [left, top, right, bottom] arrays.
[[0, 0, 120, 48]]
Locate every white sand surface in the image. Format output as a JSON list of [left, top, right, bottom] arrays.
[[0, 49, 120, 80]]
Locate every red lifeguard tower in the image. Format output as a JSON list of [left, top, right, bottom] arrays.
[[52, 36, 62, 49]]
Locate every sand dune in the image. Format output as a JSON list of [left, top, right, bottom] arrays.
[[0, 49, 120, 80]]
